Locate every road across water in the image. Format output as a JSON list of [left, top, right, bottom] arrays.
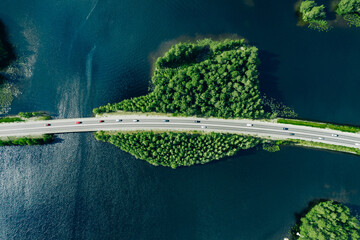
[[1, 115, 360, 149]]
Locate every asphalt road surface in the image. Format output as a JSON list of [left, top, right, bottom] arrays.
[[1, 115, 360, 149]]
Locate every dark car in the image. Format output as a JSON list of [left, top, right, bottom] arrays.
[[44, 123, 51, 126], [194, 120, 201, 123], [283, 127, 288, 130], [163, 119, 170, 122], [99, 120, 104, 123], [289, 133, 295, 136]]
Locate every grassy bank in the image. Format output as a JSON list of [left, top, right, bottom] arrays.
[[0, 111, 51, 123], [0, 116, 24, 123], [0, 134, 54, 146], [277, 118, 360, 133], [278, 139, 360, 156]]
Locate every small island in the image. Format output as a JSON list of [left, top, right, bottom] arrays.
[[298, 0, 331, 31], [94, 39, 270, 168], [290, 200, 360, 239], [93, 38, 360, 168]]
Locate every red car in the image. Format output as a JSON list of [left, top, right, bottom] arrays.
[[44, 123, 51, 126], [99, 120, 104, 123], [76, 121, 82, 124]]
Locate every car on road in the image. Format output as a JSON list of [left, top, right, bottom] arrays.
[[355, 143, 360, 146], [289, 133, 295, 136], [318, 137, 324, 140], [44, 123, 51, 126], [331, 134, 338, 137], [282, 127, 288, 130], [163, 119, 170, 122], [246, 123, 253, 127], [133, 119, 139, 122], [76, 121, 82, 124], [194, 120, 201, 123], [201, 125, 207, 129], [116, 119, 122, 122], [99, 120, 104, 123]]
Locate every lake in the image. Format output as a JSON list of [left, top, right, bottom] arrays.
[[0, 0, 360, 239]]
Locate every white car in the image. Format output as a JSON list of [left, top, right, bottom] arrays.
[[201, 126, 207, 129], [116, 119, 122, 122], [246, 123, 253, 127], [331, 134, 338, 137], [318, 137, 324, 140], [133, 119, 139, 122], [355, 143, 360, 146]]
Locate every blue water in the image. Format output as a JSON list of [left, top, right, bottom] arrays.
[[0, 0, 360, 239]]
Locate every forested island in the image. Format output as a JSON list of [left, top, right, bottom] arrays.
[[290, 200, 360, 239], [93, 38, 360, 168], [94, 39, 271, 168], [94, 39, 266, 119], [297, 0, 360, 30]]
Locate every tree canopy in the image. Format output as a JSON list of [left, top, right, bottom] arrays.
[[94, 39, 267, 119], [94, 131, 260, 168], [300, 1, 326, 22], [297, 201, 360, 240], [337, 0, 360, 15]]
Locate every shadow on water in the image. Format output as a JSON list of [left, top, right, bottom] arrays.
[[49, 136, 65, 145], [0, 20, 16, 70], [258, 50, 283, 102], [346, 204, 360, 219], [200, 147, 258, 168]]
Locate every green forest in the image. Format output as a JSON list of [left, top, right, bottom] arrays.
[[93, 39, 267, 119], [293, 200, 360, 239], [94, 131, 260, 168]]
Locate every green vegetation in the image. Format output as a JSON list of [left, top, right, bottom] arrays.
[[18, 111, 51, 120], [0, 116, 24, 123], [300, 1, 326, 22], [337, 0, 360, 27], [0, 111, 51, 123], [343, 13, 360, 26], [336, 0, 360, 15], [292, 200, 360, 239], [284, 139, 360, 155], [277, 118, 360, 133], [94, 39, 267, 119], [299, 1, 332, 31], [94, 131, 260, 168], [262, 142, 281, 152], [0, 20, 17, 114], [0, 134, 54, 146]]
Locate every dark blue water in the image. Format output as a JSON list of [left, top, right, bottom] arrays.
[[0, 0, 360, 239]]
